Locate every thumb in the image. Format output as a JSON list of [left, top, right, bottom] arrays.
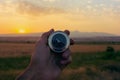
[[41, 29, 54, 43]]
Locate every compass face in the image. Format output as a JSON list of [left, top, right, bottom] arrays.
[[52, 34, 66, 49], [48, 31, 70, 53]]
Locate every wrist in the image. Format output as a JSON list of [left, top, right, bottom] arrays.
[[29, 64, 60, 80], [16, 64, 58, 80]]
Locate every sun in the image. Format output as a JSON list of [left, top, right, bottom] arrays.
[[18, 29, 26, 33]]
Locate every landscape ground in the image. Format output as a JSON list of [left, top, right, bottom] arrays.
[[0, 42, 120, 80]]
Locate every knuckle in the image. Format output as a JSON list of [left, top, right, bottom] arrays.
[[42, 33, 47, 37], [69, 56, 72, 62]]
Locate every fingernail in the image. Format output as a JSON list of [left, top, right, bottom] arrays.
[[64, 30, 70, 35], [50, 29, 54, 32]]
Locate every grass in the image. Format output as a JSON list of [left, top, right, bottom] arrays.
[[0, 56, 30, 80], [0, 51, 120, 80], [0, 56, 30, 71], [70, 51, 120, 68], [59, 51, 120, 80]]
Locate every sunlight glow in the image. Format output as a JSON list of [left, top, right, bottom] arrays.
[[18, 29, 26, 33]]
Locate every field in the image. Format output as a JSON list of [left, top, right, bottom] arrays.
[[0, 42, 120, 80]]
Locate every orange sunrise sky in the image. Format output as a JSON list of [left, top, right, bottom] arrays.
[[0, 0, 120, 35]]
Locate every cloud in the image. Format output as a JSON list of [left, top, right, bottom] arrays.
[[0, 0, 119, 17], [43, 0, 57, 2], [16, 0, 65, 16], [0, 0, 18, 16], [114, 0, 120, 1]]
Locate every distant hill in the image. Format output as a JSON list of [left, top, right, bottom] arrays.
[[0, 31, 116, 38], [0, 31, 119, 43], [0, 36, 120, 43], [70, 31, 116, 38]]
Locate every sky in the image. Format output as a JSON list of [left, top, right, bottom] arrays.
[[0, 0, 120, 35]]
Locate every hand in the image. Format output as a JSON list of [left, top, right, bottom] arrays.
[[16, 29, 74, 80]]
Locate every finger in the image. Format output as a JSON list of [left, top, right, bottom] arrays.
[[62, 49, 71, 59], [42, 29, 54, 38], [64, 30, 70, 36], [41, 29, 54, 43], [61, 56, 72, 65], [70, 39, 74, 45]]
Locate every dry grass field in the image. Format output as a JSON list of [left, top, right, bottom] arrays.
[[0, 42, 120, 57], [0, 43, 35, 57], [71, 44, 120, 53]]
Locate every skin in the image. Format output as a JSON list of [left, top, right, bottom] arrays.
[[16, 29, 74, 80]]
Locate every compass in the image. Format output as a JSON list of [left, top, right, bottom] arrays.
[[48, 31, 70, 53]]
